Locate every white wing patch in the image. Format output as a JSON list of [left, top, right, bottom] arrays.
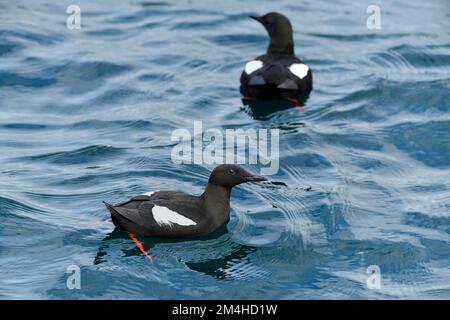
[[289, 63, 309, 79], [142, 191, 154, 196], [244, 60, 263, 74], [152, 205, 197, 227]]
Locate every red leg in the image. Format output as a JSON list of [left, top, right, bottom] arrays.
[[128, 232, 153, 264], [286, 97, 304, 112], [241, 96, 253, 101]]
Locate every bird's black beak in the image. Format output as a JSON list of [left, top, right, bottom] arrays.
[[249, 15, 264, 24], [245, 175, 267, 182]]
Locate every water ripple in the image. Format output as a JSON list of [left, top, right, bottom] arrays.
[[0, 0, 449, 299]]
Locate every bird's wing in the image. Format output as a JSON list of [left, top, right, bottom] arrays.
[[138, 196, 204, 227], [277, 78, 299, 90], [109, 192, 204, 232], [114, 190, 190, 207], [242, 54, 304, 86]]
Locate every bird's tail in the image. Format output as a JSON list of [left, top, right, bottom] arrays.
[[103, 201, 113, 210], [262, 64, 287, 85], [103, 201, 128, 228]]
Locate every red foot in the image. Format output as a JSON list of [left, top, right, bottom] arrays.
[[128, 232, 153, 264], [286, 98, 304, 112]]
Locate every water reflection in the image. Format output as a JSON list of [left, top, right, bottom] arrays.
[[241, 91, 311, 119], [94, 226, 259, 280]]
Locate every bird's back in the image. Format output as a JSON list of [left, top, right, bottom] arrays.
[[105, 191, 214, 238], [240, 53, 312, 100]]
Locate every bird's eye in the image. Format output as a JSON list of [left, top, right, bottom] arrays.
[[229, 169, 235, 175]]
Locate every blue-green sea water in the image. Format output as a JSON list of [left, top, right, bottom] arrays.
[[1, 0, 449, 299]]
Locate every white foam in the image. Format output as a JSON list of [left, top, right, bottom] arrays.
[[142, 191, 154, 196]]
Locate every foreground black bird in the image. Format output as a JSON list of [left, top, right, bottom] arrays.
[[104, 165, 266, 239], [240, 12, 313, 101]]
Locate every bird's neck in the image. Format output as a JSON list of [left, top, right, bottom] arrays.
[[201, 183, 231, 226], [267, 32, 294, 55], [267, 41, 294, 55]]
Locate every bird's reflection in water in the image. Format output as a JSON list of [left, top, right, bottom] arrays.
[[242, 90, 311, 120], [94, 226, 259, 280], [185, 245, 257, 280]]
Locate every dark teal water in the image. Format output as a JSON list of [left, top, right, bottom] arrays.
[[1, 0, 450, 299]]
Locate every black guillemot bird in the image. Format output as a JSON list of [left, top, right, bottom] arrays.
[[104, 164, 266, 239], [240, 12, 313, 103]]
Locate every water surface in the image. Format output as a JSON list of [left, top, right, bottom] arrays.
[[0, 0, 449, 299]]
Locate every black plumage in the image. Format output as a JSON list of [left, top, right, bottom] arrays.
[[104, 165, 266, 239], [240, 12, 313, 100]]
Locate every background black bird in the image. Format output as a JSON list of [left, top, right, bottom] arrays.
[[240, 12, 313, 101]]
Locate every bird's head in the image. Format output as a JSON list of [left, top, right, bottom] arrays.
[[208, 164, 267, 188], [250, 12, 294, 55]]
